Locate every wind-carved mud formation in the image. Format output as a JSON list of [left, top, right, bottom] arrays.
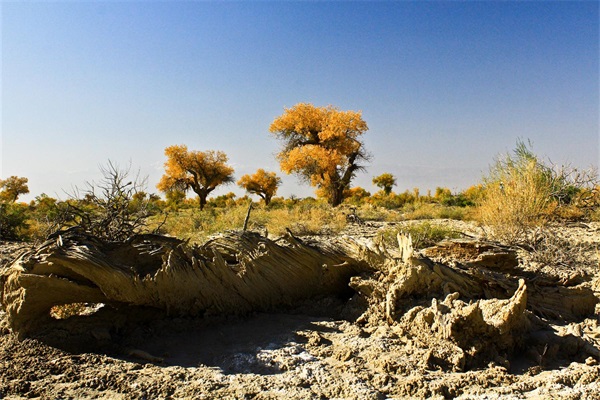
[[1, 227, 598, 371], [0, 227, 372, 337], [349, 236, 599, 370]]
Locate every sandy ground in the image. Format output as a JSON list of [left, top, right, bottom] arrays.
[[1, 220, 600, 399]]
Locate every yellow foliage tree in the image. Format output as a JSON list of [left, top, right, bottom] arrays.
[[157, 145, 235, 210], [372, 173, 396, 195], [463, 184, 485, 204], [0, 176, 29, 203], [269, 103, 369, 206], [343, 186, 371, 204], [237, 169, 281, 205]]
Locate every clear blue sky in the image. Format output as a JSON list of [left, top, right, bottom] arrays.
[[2, 1, 598, 202]]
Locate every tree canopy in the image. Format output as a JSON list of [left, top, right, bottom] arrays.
[[269, 103, 369, 206], [0, 176, 29, 203], [372, 173, 396, 195], [237, 169, 281, 205], [157, 145, 235, 210]]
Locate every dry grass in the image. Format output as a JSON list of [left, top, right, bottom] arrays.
[[338, 202, 471, 223], [477, 142, 559, 244], [377, 221, 463, 250], [147, 199, 476, 244], [149, 201, 348, 243], [476, 166, 555, 243], [476, 141, 598, 244], [402, 203, 468, 221]]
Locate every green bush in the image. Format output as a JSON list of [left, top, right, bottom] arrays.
[[0, 202, 30, 240]]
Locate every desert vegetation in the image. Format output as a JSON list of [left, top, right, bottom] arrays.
[[1, 106, 599, 399], [476, 139, 599, 243], [237, 169, 282, 206], [156, 145, 235, 211], [270, 103, 370, 207], [0, 132, 597, 248]]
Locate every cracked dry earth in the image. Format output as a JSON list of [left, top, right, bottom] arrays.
[[1, 220, 600, 399]]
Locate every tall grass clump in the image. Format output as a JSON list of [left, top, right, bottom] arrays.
[[377, 221, 462, 250], [477, 140, 597, 243]]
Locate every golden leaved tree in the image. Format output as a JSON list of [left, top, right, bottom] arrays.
[[372, 173, 396, 195], [0, 176, 29, 203], [157, 145, 235, 210], [269, 103, 369, 206], [237, 169, 281, 205]]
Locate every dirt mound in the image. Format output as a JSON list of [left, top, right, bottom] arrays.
[[0, 227, 371, 336], [1, 221, 599, 399]]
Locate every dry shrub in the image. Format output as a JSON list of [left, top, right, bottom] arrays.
[[476, 161, 555, 243], [590, 208, 600, 222], [476, 140, 597, 244], [525, 228, 589, 270], [553, 204, 586, 221]]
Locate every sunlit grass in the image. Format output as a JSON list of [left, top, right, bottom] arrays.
[[148, 200, 348, 244], [376, 221, 463, 250]]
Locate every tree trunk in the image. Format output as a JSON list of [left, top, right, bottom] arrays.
[[196, 187, 213, 210], [328, 181, 346, 207], [191, 185, 212, 211], [198, 195, 207, 210], [330, 189, 344, 207]]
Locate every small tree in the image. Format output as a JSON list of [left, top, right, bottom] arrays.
[[269, 103, 369, 207], [157, 145, 235, 210], [237, 169, 282, 205], [372, 173, 396, 195], [463, 184, 485, 204], [208, 192, 237, 208], [0, 176, 29, 203], [28, 194, 71, 240], [344, 186, 371, 199]]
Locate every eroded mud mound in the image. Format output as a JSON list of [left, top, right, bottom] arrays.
[[0, 227, 372, 336], [1, 223, 600, 399], [345, 234, 599, 372]]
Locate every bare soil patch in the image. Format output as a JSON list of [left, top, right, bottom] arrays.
[[1, 221, 599, 399]]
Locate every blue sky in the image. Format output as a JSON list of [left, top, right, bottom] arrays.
[[2, 1, 598, 202]]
